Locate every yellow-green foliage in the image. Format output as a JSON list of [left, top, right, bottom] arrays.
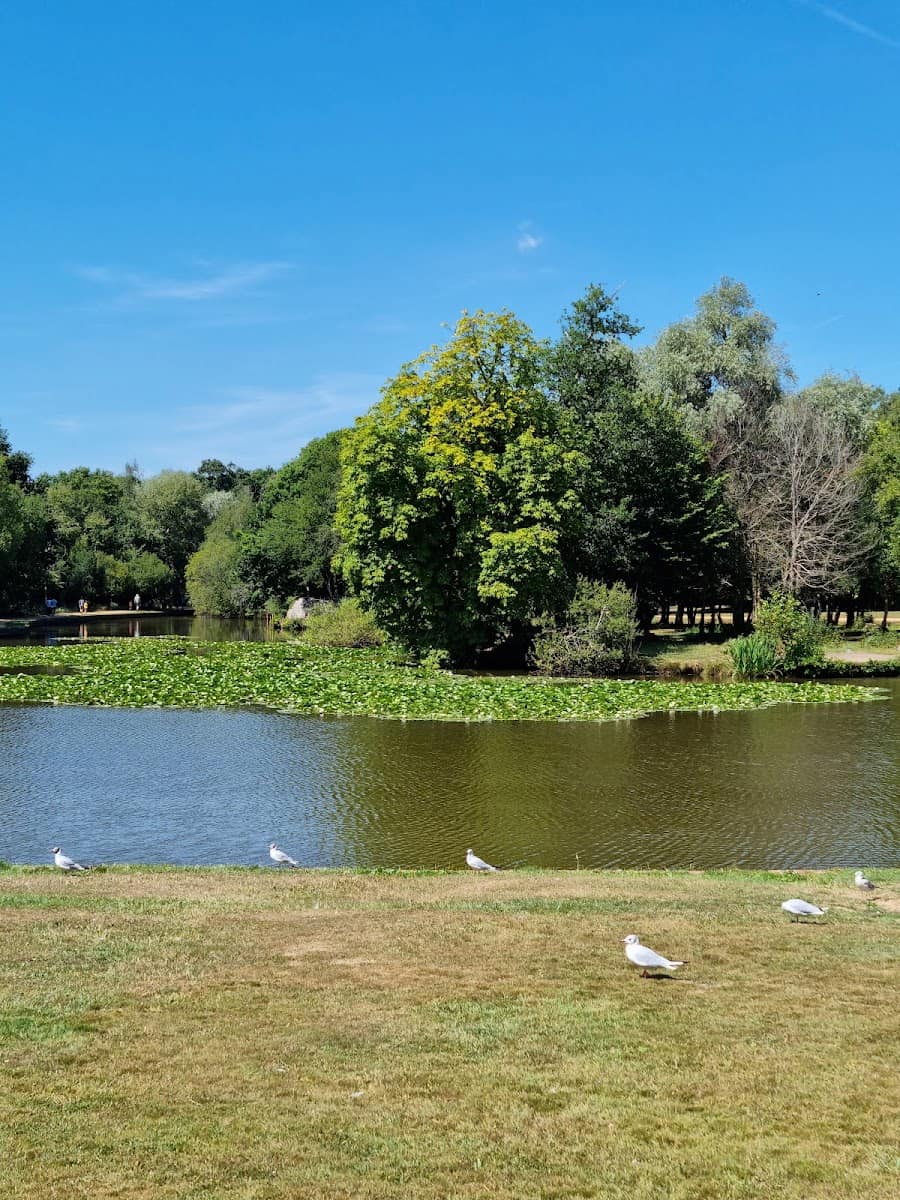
[[337, 311, 583, 663]]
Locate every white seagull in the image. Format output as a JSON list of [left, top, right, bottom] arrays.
[[622, 934, 686, 978], [52, 846, 89, 872], [855, 870, 876, 892], [781, 898, 827, 921], [269, 842, 299, 868], [466, 848, 499, 872]]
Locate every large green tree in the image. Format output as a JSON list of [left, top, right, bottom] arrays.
[[0, 465, 48, 611], [640, 276, 791, 427], [239, 430, 345, 605], [136, 471, 209, 582], [549, 285, 735, 625], [40, 467, 138, 604], [186, 488, 256, 615], [641, 278, 793, 613], [861, 391, 900, 625], [548, 282, 642, 415], [337, 311, 582, 662], [0, 426, 33, 489]]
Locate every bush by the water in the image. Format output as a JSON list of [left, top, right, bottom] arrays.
[[301, 598, 385, 648], [728, 592, 827, 676], [727, 632, 781, 678], [753, 591, 826, 670], [531, 580, 641, 676]]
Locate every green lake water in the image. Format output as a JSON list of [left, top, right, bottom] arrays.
[[0, 617, 897, 869]]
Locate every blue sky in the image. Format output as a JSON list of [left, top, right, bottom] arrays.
[[2, 0, 899, 475]]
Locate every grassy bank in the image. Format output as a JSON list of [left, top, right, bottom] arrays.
[[0, 866, 897, 1198], [643, 626, 900, 679], [0, 638, 879, 721]]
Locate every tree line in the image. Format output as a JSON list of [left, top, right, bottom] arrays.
[[2, 278, 898, 664]]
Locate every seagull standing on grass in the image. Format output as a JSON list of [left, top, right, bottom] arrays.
[[269, 842, 299, 868], [622, 934, 686, 978], [52, 847, 89, 872], [466, 849, 499, 873], [781, 898, 827, 922], [855, 871, 876, 893]]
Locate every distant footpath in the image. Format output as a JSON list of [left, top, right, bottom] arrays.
[[0, 608, 192, 637]]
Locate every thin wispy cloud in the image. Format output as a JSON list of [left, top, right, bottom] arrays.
[[158, 373, 382, 468], [811, 313, 845, 330], [516, 222, 543, 254], [75, 261, 291, 303], [44, 417, 83, 433], [801, 2, 900, 49]]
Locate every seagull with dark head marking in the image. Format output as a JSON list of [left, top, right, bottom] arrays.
[[622, 934, 686, 978], [53, 847, 89, 872]]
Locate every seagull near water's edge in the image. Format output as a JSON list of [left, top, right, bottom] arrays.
[[623, 934, 686, 978], [466, 849, 499, 872], [855, 870, 876, 892], [269, 842, 299, 867], [53, 847, 89, 872]]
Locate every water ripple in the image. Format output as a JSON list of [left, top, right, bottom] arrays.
[[0, 680, 897, 869]]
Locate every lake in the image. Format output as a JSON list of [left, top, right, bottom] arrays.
[[0, 617, 897, 869]]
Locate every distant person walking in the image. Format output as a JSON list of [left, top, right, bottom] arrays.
[[133, 593, 141, 611], [46, 597, 58, 617]]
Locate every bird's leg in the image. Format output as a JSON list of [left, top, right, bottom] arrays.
[[641, 969, 648, 978]]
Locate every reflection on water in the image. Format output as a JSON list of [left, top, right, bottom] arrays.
[[0, 680, 897, 869], [18, 614, 283, 645]]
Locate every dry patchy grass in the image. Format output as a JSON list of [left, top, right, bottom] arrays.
[[0, 867, 897, 1199]]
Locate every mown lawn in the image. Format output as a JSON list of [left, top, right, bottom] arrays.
[[0, 867, 897, 1199]]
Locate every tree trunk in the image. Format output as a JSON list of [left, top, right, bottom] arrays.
[[674, 604, 684, 629], [751, 573, 762, 624]]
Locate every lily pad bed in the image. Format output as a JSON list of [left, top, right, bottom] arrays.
[[0, 638, 879, 721]]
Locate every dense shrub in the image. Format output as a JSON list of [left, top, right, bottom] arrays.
[[531, 580, 641, 676], [753, 591, 826, 670], [301, 598, 385, 648]]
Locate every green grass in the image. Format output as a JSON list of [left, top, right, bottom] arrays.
[[641, 629, 733, 676], [0, 867, 897, 1198], [0, 637, 879, 721], [644, 627, 900, 679]]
